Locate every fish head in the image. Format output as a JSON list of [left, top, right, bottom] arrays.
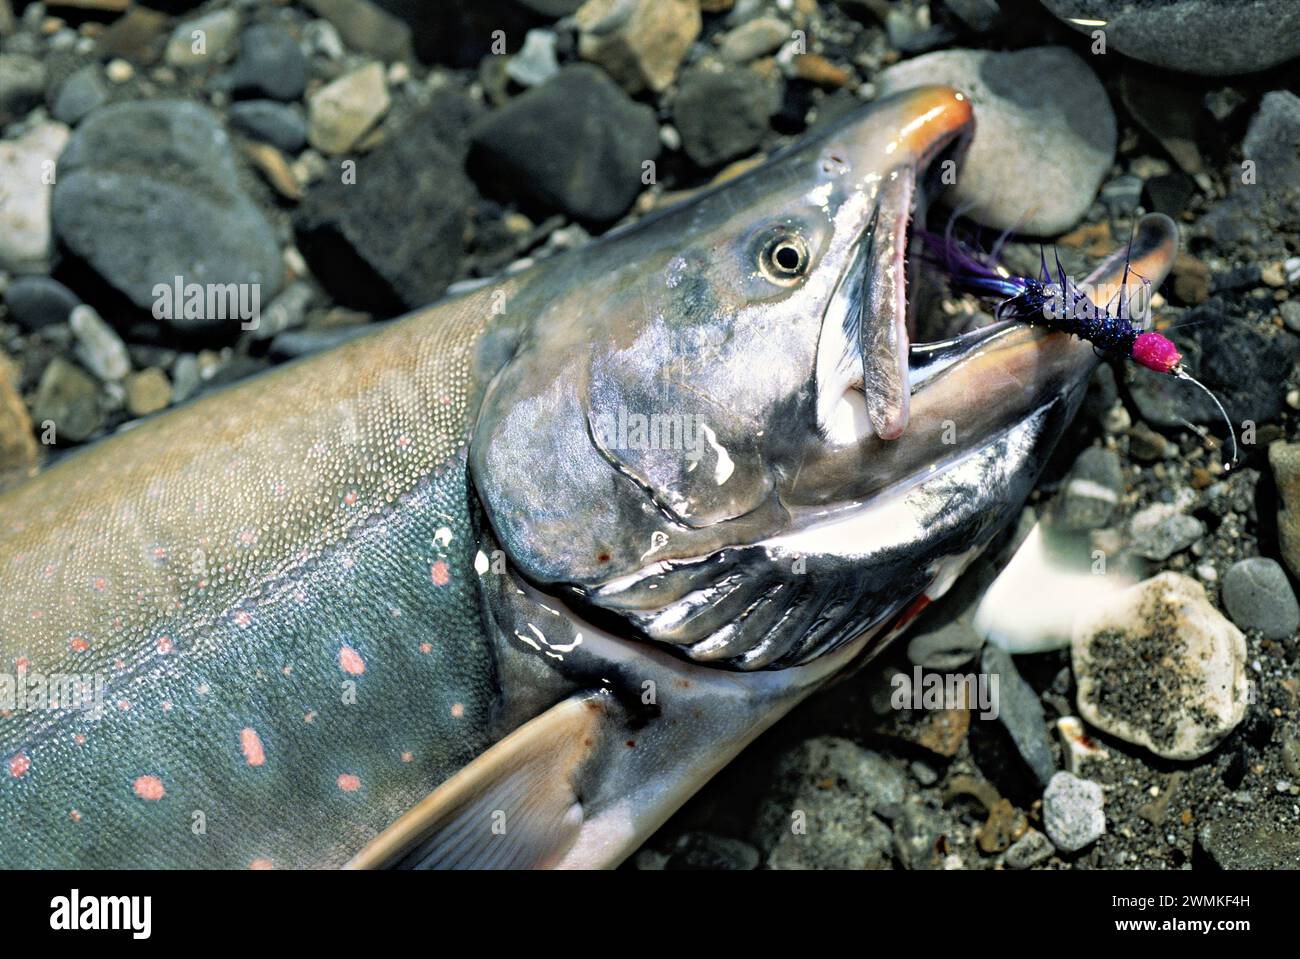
[[470, 85, 1179, 670]]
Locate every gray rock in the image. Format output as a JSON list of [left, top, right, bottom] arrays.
[[672, 64, 779, 168], [891, 803, 944, 870], [982, 645, 1057, 786], [51, 66, 110, 126], [664, 832, 760, 870], [247, 281, 313, 341], [52, 100, 284, 331], [1056, 446, 1123, 531], [217, 24, 308, 101], [296, 103, 474, 314], [0, 53, 45, 126], [1042, 771, 1104, 853], [1128, 504, 1204, 560], [506, 28, 559, 88], [1041, 0, 1300, 77], [1220, 558, 1300, 641], [718, 16, 790, 63], [876, 47, 1115, 235], [69, 305, 130, 382], [1282, 300, 1300, 335], [3, 276, 82, 330], [1005, 827, 1054, 869], [228, 100, 308, 153], [468, 65, 659, 222], [1100, 174, 1143, 219], [32, 358, 101, 444]]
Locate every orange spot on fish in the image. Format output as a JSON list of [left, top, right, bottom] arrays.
[[14, 656, 28, 674], [304, 711, 316, 724], [241, 728, 267, 767], [233, 611, 252, 628], [337, 774, 361, 793], [430, 561, 450, 586], [157, 636, 174, 654], [339, 646, 365, 675], [73, 734, 86, 746], [419, 642, 432, 654], [249, 858, 274, 870], [92, 577, 106, 591], [400, 751, 413, 763], [69, 636, 89, 653], [118, 700, 130, 711], [161, 702, 173, 713], [133, 775, 165, 800], [450, 703, 464, 719], [343, 491, 359, 507], [8, 752, 30, 778], [69, 810, 82, 823]]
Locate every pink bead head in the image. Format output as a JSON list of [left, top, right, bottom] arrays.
[[1131, 332, 1182, 374]]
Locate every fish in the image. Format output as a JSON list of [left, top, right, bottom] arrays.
[[0, 86, 1178, 869]]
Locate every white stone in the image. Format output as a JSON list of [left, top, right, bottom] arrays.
[[0, 121, 70, 274]]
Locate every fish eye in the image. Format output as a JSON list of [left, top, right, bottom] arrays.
[[760, 233, 811, 284]]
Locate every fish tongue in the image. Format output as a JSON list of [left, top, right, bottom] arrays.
[[860, 167, 912, 440]]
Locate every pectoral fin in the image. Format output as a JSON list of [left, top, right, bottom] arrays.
[[346, 693, 609, 870]]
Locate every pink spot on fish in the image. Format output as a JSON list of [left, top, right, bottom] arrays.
[[401, 751, 413, 763], [69, 636, 89, 653], [451, 703, 464, 719], [133, 775, 165, 800], [73, 734, 86, 746], [249, 858, 274, 870], [337, 774, 361, 793], [419, 642, 432, 654], [8, 752, 30, 778], [240, 728, 266, 767], [157, 636, 174, 654], [339, 646, 365, 675], [69, 810, 82, 823], [430, 561, 450, 587], [343, 491, 359, 507], [233, 610, 252, 628]]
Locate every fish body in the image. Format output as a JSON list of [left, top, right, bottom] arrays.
[[0, 87, 1177, 869]]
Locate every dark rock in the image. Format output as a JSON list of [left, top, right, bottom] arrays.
[[468, 65, 658, 222], [0, 53, 44, 126], [1220, 558, 1300, 641], [1143, 172, 1194, 218], [1100, 175, 1143, 219], [1130, 299, 1300, 430], [3, 276, 82, 331], [217, 25, 308, 101], [296, 106, 476, 315], [50, 65, 110, 126], [1041, 0, 1300, 76], [32, 358, 101, 444], [673, 64, 778, 168], [95, 6, 170, 65], [228, 100, 308, 153], [981, 645, 1057, 787], [664, 832, 760, 870], [51, 100, 284, 331], [369, 0, 546, 67]]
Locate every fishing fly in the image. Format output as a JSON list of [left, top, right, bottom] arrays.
[[921, 225, 1239, 467]]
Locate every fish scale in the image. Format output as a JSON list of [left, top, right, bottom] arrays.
[[0, 282, 512, 868]]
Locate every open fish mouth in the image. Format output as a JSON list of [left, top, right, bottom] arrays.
[[578, 212, 1179, 672]]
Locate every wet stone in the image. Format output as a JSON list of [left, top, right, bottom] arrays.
[[69, 304, 130, 382], [306, 61, 389, 155], [1127, 503, 1204, 561], [575, 0, 700, 94], [982, 645, 1057, 787], [0, 53, 45, 125], [302, 0, 414, 63], [506, 28, 559, 88], [0, 121, 71, 275], [124, 367, 171, 416], [1271, 441, 1300, 580], [164, 9, 239, 69]]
